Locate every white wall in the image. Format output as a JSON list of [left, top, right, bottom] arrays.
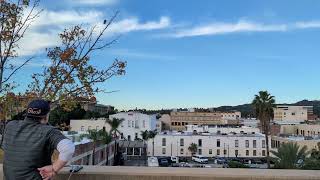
[[185, 125, 260, 134], [148, 132, 269, 158]]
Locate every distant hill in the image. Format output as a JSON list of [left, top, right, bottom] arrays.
[[214, 100, 320, 118]]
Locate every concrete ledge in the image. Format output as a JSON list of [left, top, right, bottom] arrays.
[[55, 166, 320, 180]]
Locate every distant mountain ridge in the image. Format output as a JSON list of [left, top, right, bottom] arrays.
[[214, 100, 320, 118]]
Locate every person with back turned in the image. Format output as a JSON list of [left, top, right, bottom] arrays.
[[2, 99, 75, 180]]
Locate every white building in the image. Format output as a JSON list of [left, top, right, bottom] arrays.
[[185, 125, 260, 134], [70, 112, 157, 141], [273, 105, 312, 123], [109, 112, 157, 141], [148, 131, 269, 158]]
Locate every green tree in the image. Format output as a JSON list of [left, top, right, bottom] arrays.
[[188, 143, 197, 157], [271, 142, 308, 169], [303, 142, 320, 170], [106, 118, 124, 165], [148, 130, 157, 156], [87, 129, 101, 165], [252, 91, 276, 168], [141, 130, 149, 164], [99, 129, 112, 166]]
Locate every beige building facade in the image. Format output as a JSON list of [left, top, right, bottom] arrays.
[[170, 111, 240, 131], [273, 105, 313, 123]]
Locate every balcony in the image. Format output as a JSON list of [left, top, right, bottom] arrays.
[[3, 165, 320, 180]]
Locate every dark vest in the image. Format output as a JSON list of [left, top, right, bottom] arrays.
[[3, 118, 59, 180]]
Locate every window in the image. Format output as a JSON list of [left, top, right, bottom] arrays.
[[162, 138, 166, 146], [245, 140, 249, 148], [80, 126, 84, 131], [235, 140, 239, 148], [198, 139, 202, 147], [128, 135, 131, 141], [132, 121, 134, 127], [292, 112, 295, 116], [180, 148, 184, 155], [246, 150, 249, 156], [180, 138, 184, 146], [217, 149, 220, 155], [262, 140, 266, 148], [162, 148, 166, 155], [253, 140, 257, 148], [171, 122, 175, 126], [217, 139, 220, 147], [253, 150, 257, 156], [88, 126, 92, 130], [224, 149, 227, 155], [198, 149, 202, 155], [135, 133, 138, 140], [209, 149, 212, 154], [128, 120, 131, 127], [262, 150, 266, 156], [235, 150, 239, 157]]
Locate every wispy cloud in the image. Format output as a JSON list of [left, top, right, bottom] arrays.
[[69, 0, 118, 5], [109, 49, 176, 61], [18, 8, 170, 56], [295, 21, 320, 29], [169, 20, 287, 38], [166, 20, 320, 38]]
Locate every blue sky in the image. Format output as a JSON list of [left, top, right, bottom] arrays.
[[11, 0, 320, 110]]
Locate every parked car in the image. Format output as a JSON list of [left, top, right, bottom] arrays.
[[192, 155, 208, 163], [148, 157, 159, 167], [159, 158, 169, 167], [215, 157, 227, 164]]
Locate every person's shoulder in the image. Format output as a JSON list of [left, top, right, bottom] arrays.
[[6, 120, 20, 126]]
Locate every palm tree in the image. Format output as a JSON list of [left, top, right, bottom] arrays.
[[271, 142, 308, 169], [148, 130, 157, 156], [106, 118, 124, 165], [188, 143, 197, 157], [141, 130, 149, 165], [99, 129, 112, 166], [252, 91, 276, 168], [87, 129, 101, 165]]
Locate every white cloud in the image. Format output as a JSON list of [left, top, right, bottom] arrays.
[[105, 16, 170, 34], [170, 20, 287, 38], [70, 0, 118, 5], [295, 21, 320, 29], [17, 8, 170, 56]]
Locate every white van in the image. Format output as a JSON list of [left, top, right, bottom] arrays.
[[171, 156, 179, 163], [192, 155, 208, 163], [148, 157, 159, 167]]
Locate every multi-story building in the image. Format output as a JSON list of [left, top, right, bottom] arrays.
[[109, 112, 157, 141], [273, 105, 313, 123], [148, 131, 268, 158], [70, 112, 157, 141], [82, 103, 114, 115], [185, 125, 260, 134], [271, 124, 320, 153], [170, 111, 240, 131], [159, 114, 171, 131]]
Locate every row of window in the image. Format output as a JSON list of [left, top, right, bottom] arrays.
[[162, 138, 266, 148], [161, 148, 266, 157], [81, 126, 101, 131]]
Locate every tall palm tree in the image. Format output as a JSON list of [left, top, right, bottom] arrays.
[[271, 142, 308, 169], [99, 129, 112, 166], [188, 143, 198, 157], [106, 118, 124, 165], [148, 130, 157, 156], [87, 129, 101, 165], [141, 130, 149, 165], [252, 91, 276, 168]]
